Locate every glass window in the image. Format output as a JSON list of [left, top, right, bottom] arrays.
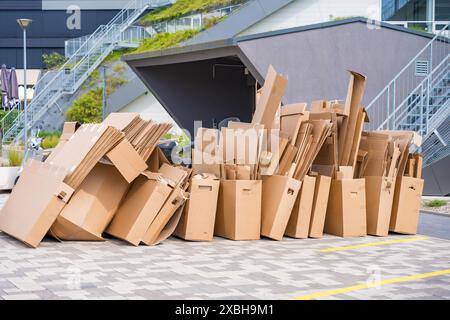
[[382, 0, 396, 20], [384, 0, 427, 21], [435, 0, 450, 21]]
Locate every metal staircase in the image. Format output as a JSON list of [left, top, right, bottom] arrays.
[[1, 0, 173, 144], [365, 22, 450, 166]]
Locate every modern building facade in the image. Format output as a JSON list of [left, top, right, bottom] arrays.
[[238, 0, 382, 36], [0, 0, 132, 69], [382, 0, 450, 33], [124, 17, 435, 134]]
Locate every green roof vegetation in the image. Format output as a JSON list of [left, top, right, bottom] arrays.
[[104, 48, 134, 63], [131, 29, 200, 54], [330, 15, 357, 21], [140, 0, 245, 26]]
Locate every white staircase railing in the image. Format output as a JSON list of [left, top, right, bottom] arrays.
[[2, 0, 169, 144], [376, 54, 449, 137], [365, 22, 450, 133], [145, 2, 244, 36]]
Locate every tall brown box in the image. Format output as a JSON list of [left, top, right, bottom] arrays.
[[309, 175, 331, 238], [105, 172, 173, 246], [141, 186, 186, 246], [285, 175, 316, 238], [261, 175, 302, 240], [365, 176, 396, 236], [324, 179, 367, 237], [215, 180, 262, 240], [390, 176, 424, 235], [174, 175, 220, 241]]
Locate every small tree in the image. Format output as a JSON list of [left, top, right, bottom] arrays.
[[42, 52, 68, 69], [65, 88, 103, 123]]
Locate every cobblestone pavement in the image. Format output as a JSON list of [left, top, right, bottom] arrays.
[[0, 192, 449, 300]]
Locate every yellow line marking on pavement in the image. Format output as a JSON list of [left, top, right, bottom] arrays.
[[293, 269, 450, 300], [320, 236, 428, 253]]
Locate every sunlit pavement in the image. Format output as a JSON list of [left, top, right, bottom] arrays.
[[0, 192, 449, 300]]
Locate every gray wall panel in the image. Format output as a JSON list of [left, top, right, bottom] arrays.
[[424, 155, 450, 196], [136, 58, 255, 135], [237, 21, 432, 107]]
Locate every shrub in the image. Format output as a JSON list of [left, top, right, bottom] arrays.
[[106, 75, 127, 95], [133, 29, 200, 54], [112, 64, 125, 73], [202, 16, 224, 30], [41, 135, 60, 149], [330, 15, 356, 21], [37, 130, 62, 139], [424, 199, 448, 208], [65, 88, 103, 123], [104, 48, 134, 62], [8, 149, 23, 167], [42, 52, 68, 69]]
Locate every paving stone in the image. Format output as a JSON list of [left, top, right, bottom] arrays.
[[0, 192, 449, 300]]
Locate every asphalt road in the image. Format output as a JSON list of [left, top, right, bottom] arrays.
[[418, 212, 450, 240]]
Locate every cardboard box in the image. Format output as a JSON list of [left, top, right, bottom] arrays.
[[0, 160, 72, 248], [60, 122, 80, 140], [45, 124, 124, 189], [215, 180, 262, 240], [324, 179, 367, 237], [104, 139, 147, 183], [48, 139, 147, 241], [174, 175, 220, 241], [141, 186, 187, 246], [105, 172, 173, 246], [285, 175, 316, 238], [365, 176, 396, 236], [50, 163, 129, 241], [0, 124, 129, 247], [338, 71, 366, 165], [390, 176, 424, 235], [191, 148, 222, 179], [147, 147, 171, 172], [261, 175, 301, 240], [309, 175, 331, 238], [252, 65, 288, 129]]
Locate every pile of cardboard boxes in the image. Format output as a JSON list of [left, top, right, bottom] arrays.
[[0, 65, 424, 248]]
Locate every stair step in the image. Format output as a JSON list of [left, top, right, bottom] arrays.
[[2, 3, 152, 143]]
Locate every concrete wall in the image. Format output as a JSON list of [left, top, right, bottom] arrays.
[[238, 21, 431, 108], [136, 57, 256, 135], [119, 91, 179, 129], [239, 0, 381, 36]]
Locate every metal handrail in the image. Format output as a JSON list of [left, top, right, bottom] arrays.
[[0, 101, 21, 137], [3, 0, 157, 143], [386, 20, 450, 33], [16, 0, 147, 113], [377, 55, 450, 131], [366, 22, 450, 113]]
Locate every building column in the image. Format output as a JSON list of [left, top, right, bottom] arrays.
[[426, 0, 435, 32]]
